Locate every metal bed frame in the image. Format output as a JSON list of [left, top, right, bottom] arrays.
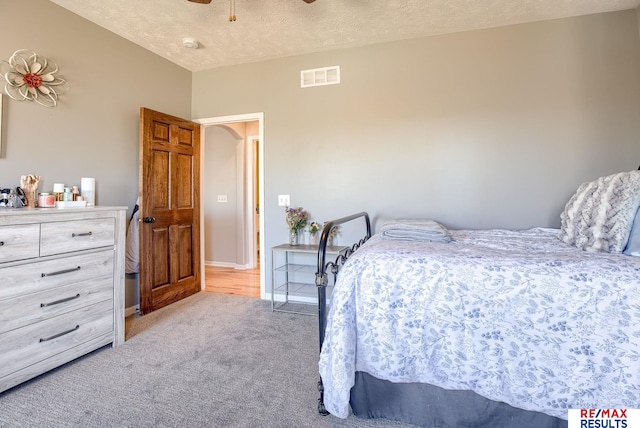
[[314, 212, 371, 415]]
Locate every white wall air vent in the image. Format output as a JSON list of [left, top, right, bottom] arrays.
[[300, 66, 340, 88]]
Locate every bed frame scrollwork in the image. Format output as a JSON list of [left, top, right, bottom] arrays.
[[314, 212, 371, 415]]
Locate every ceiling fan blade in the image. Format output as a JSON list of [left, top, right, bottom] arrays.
[[188, 0, 212, 3]]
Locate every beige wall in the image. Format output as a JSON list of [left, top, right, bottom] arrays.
[[203, 125, 241, 266], [203, 120, 259, 267], [0, 0, 191, 209], [0, 0, 192, 309], [193, 10, 640, 279]]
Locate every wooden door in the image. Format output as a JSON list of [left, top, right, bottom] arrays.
[[139, 108, 201, 314]]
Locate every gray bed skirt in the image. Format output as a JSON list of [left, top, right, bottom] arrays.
[[349, 372, 568, 428]]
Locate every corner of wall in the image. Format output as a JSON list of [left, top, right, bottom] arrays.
[[637, 6, 640, 41]]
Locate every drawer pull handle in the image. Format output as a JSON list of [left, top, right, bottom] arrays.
[[39, 325, 80, 342], [41, 266, 81, 277], [72, 231, 93, 238], [41, 293, 81, 308]]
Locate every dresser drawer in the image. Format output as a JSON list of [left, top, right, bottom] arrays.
[[0, 275, 113, 334], [0, 224, 40, 263], [0, 250, 114, 301], [0, 301, 113, 379], [40, 218, 115, 256]]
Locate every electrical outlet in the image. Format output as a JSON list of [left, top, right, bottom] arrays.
[[278, 194, 290, 206], [217, 195, 228, 203]]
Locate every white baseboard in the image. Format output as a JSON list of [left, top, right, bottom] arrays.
[[234, 264, 251, 270], [125, 305, 140, 317], [205, 260, 251, 270]]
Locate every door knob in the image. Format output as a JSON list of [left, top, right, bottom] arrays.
[[144, 216, 156, 223]]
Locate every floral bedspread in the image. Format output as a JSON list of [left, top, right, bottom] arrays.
[[318, 228, 640, 419]]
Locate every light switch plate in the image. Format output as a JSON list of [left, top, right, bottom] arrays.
[[217, 195, 228, 203], [278, 194, 290, 206]]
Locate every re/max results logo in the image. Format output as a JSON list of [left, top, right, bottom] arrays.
[[568, 409, 640, 428]]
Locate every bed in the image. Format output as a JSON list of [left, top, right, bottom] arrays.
[[314, 170, 640, 427]]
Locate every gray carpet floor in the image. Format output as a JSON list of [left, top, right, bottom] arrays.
[[0, 293, 415, 428]]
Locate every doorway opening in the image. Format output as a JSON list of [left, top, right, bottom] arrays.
[[194, 113, 265, 300]]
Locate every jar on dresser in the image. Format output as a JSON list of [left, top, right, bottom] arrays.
[[0, 206, 126, 393]]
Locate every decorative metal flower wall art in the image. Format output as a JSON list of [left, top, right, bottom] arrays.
[[0, 49, 68, 107]]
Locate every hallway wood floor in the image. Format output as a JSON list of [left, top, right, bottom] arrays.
[[204, 265, 260, 298]]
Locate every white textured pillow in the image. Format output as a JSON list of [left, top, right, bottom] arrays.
[[623, 207, 640, 256], [559, 170, 640, 253]]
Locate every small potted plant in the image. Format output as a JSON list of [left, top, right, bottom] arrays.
[[308, 221, 321, 246], [285, 206, 308, 245], [323, 223, 340, 247]]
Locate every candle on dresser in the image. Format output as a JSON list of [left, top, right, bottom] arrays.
[[81, 177, 95, 206]]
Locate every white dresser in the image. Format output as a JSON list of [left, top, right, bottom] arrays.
[[0, 207, 126, 393]]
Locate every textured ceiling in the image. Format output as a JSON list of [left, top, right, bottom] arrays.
[[50, 0, 640, 72]]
